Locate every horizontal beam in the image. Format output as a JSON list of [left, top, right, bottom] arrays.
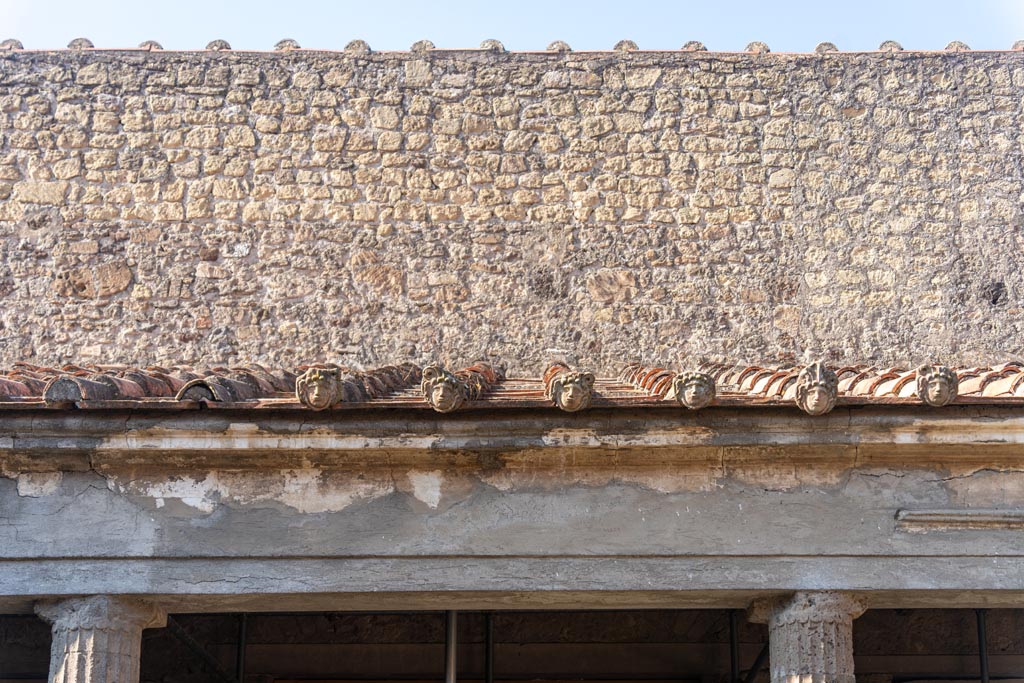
[[4, 406, 1024, 469], [2, 556, 1024, 613]]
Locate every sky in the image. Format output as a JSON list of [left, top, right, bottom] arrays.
[[2, 0, 1024, 53]]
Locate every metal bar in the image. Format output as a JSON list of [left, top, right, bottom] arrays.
[[742, 643, 770, 683], [236, 613, 248, 683], [485, 612, 494, 683], [977, 609, 990, 683], [445, 610, 458, 683], [166, 615, 237, 683], [729, 611, 739, 683]]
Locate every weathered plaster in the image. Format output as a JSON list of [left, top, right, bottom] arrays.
[[15, 471, 62, 497], [1, 406, 1023, 613], [104, 468, 396, 514]]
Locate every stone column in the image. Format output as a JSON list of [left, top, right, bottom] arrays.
[[35, 596, 166, 683], [748, 591, 866, 683]]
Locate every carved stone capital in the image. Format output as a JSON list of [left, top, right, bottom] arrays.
[[37, 596, 166, 683], [748, 592, 866, 683], [748, 591, 866, 626], [36, 595, 166, 632]]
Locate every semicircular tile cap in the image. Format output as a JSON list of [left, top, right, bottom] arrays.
[[815, 41, 838, 53], [275, 38, 301, 51], [345, 39, 371, 53], [614, 39, 639, 52], [745, 41, 770, 53], [0, 39, 24, 51], [138, 40, 163, 50], [547, 40, 571, 52], [410, 39, 435, 52], [206, 39, 231, 51], [480, 39, 505, 52], [879, 40, 903, 51], [681, 40, 707, 51], [1014, 40, 1024, 51], [67, 37, 94, 50], [945, 40, 970, 51]]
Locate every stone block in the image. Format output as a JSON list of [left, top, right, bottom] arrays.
[[13, 181, 68, 204]]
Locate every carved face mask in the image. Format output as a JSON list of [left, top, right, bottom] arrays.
[[806, 386, 829, 414], [307, 380, 332, 409], [298, 371, 337, 410], [431, 381, 461, 412], [802, 385, 835, 417], [926, 378, 950, 406], [561, 383, 582, 411], [682, 382, 710, 408]]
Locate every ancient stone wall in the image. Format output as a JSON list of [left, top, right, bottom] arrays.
[[1, 48, 1023, 372]]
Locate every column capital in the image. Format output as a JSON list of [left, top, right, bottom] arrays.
[[35, 595, 166, 632], [747, 591, 867, 626]]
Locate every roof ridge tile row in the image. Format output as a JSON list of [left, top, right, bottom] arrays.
[[4, 38, 1024, 54]]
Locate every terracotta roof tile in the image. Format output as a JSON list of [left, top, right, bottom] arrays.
[[1, 360, 1024, 413], [981, 373, 1020, 397]]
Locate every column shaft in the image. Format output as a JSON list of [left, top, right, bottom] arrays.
[[750, 591, 866, 683]]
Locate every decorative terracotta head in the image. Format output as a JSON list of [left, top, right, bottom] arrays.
[[673, 372, 715, 410], [296, 368, 340, 411], [549, 371, 595, 412], [421, 365, 466, 413], [916, 365, 958, 407], [795, 361, 838, 416]]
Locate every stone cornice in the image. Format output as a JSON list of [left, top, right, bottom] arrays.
[[3, 405, 1024, 470]]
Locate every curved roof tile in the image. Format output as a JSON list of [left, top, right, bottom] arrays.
[[1, 360, 1023, 410]]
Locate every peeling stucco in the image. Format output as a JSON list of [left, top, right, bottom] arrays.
[[15, 472, 62, 497], [104, 469, 396, 514], [407, 470, 443, 509]]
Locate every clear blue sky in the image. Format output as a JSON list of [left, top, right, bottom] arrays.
[[2, 0, 1023, 53]]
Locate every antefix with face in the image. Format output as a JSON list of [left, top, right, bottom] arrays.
[[795, 361, 838, 416], [672, 371, 716, 409], [296, 368, 342, 411], [916, 364, 958, 407], [544, 362, 596, 412]]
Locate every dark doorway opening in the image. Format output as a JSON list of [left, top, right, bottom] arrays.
[[3, 609, 1024, 683]]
